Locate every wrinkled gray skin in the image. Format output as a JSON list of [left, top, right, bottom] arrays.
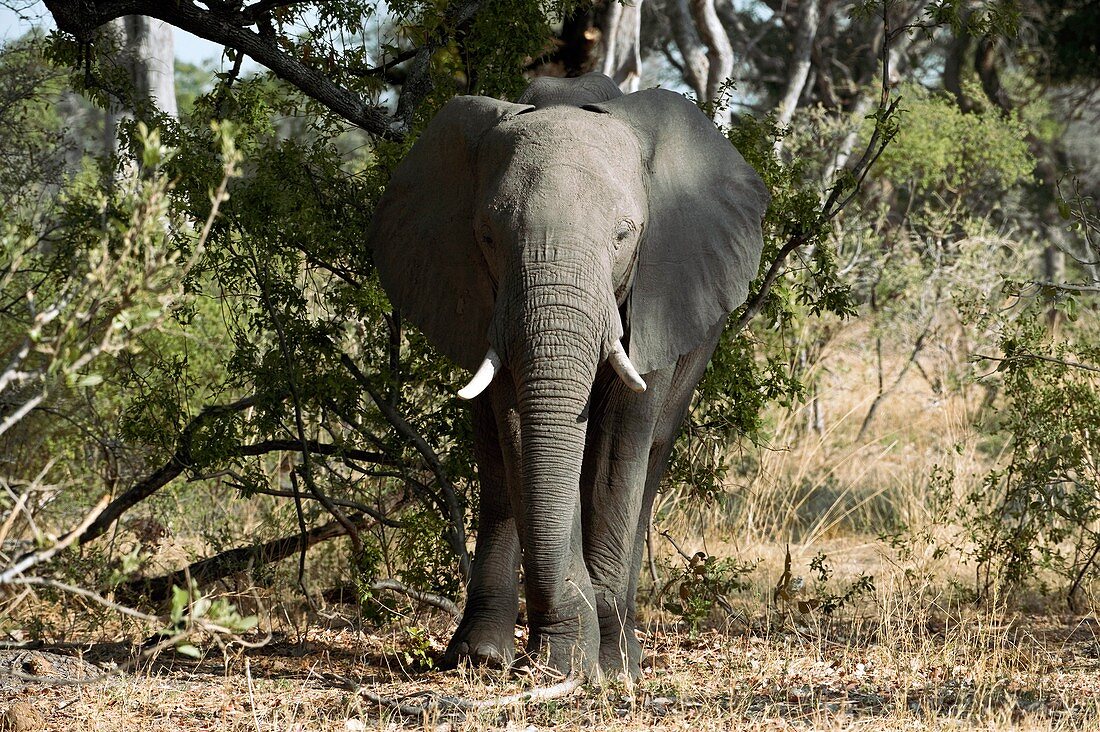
[[368, 72, 769, 678]]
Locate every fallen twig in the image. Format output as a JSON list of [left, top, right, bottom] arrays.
[[368, 578, 461, 617]]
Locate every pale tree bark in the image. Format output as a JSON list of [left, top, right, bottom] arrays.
[[666, 0, 709, 99], [689, 0, 733, 125], [600, 0, 644, 93], [773, 0, 820, 154], [103, 16, 177, 157]]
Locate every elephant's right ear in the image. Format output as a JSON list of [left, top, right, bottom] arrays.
[[367, 96, 531, 372]]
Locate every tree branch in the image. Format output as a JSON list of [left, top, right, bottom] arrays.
[[76, 394, 271, 546], [43, 0, 403, 139], [338, 354, 471, 579], [233, 438, 396, 466], [115, 511, 383, 604], [368, 578, 460, 617], [255, 255, 362, 554]]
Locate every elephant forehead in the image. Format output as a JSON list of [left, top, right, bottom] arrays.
[[489, 110, 642, 169], [480, 111, 645, 219]]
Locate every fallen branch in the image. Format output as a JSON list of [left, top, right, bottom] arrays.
[[368, 578, 460, 617], [116, 511, 379, 604]]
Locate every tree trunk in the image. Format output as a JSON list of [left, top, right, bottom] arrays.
[[667, 0, 709, 99], [773, 0, 820, 154], [689, 0, 734, 125], [103, 16, 177, 157], [600, 0, 643, 92]]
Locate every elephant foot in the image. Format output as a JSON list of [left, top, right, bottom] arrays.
[[441, 612, 517, 670], [596, 596, 642, 679], [517, 606, 600, 679]]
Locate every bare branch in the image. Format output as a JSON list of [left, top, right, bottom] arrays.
[[4, 576, 159, 621], [369, 578, 460, 617], [230, 481, 410, 529], [255, 256, 362, 555], [974, 353, 1100, 376], [233, 438, 396, 466], [1, 496, 108, 582], [76, 393, 272, 545], [115, 511, 384, 604], [338, 354, 471, 579]]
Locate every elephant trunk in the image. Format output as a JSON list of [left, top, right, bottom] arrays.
[[494, 258, 615, 658]]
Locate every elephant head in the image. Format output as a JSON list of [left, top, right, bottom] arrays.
[[369, 87, 768, 390], [367, 82, 768, 670]]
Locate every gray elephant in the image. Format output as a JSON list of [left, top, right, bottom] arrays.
[[367, 72, 768, 678]]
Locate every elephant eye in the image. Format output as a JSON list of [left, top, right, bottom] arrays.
[[613, 219, 636, 249]]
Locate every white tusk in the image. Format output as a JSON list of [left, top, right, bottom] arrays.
[[458, 348, 501, 400], [609, 340, 647, 393]]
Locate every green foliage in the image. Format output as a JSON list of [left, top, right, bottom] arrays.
[[0, 33, 70, 214], [661, 551, 758, 631], [960, 301, 1100, 604], [394, 509, 463, 599], [876, 85, 1033, 200], [174, 61, 215, 116], [807, 552, 877, 615], [397, 625, 435, 671], [164, 581, 259, 657], [895, 178, 1100, 606]]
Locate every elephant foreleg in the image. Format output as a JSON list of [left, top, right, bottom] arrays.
[[582, 325, 722, 678], [581, 366, 665, 677], [441, 388, 522, 669]]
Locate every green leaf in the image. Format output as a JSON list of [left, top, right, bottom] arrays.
[[169, 585, 190, 624], [176, 644, 202, 659]]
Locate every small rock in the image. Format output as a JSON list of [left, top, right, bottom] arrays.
[[344, 720, 366, 732], [0, 701, 43, 732], [21, 657, 52, 677]]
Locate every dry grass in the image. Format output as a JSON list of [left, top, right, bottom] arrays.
[[4, 318, 1100, 730], [5, 583, 1100, 731]]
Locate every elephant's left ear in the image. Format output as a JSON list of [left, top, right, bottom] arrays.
[[588, 89, 770, 374]]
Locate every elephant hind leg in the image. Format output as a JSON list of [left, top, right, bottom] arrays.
[[442, 389, 521, 670]]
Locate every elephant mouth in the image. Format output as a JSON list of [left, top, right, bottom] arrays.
[[456, 318, 647, 400]]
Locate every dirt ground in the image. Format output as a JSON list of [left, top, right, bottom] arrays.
[[4, 609, 1100, 732]]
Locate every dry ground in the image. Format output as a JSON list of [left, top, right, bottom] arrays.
[[4, 547, 1100, 732]]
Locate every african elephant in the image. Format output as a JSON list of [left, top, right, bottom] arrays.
[[367, 73, 769, 678]]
